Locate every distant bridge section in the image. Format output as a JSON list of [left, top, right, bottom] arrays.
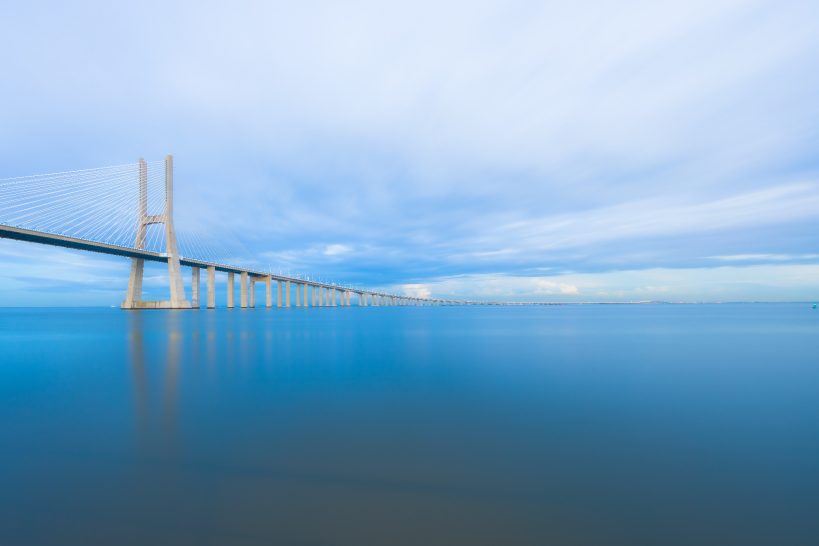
[[0, 156, 465, 309]]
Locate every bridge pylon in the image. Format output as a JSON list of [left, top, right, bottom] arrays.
[[121, 155, 191, 309]]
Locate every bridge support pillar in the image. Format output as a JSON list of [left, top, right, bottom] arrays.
[[265, 277, 272, 308], [277, 280, 282, 307], [303, 284, 309, 307], [285, 281, 291, 307], [123, 258, 144, 308], [191, 267, 200, 308], [296, 283, 302, 307], [227, 272, 235, 308], [207, 266, 215, 309], [249, 277, 256, 308], [240, 272, 248, 308]]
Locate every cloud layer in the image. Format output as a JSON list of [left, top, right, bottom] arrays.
[[1, 0, 818, 303]]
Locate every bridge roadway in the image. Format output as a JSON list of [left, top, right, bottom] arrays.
[[0, 224, 457, 306]]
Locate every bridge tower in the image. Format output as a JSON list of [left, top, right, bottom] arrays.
[[122, 155, 191, 309]]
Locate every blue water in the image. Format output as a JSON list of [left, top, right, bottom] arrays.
[[1, 305, 818, 545]]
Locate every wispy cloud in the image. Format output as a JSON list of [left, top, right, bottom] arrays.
[[324, 244, 352, 256], [1, 1, 819, 302], [386, 264, 819, 303], [709, 253, 819, 262]]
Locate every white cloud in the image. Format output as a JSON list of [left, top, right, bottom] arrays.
[[2, 1, 819, 303], [400, 283, 431, 299], [710, 253, 819, 262], [323, 244, 352, 256], [388, 264, 819, 302]]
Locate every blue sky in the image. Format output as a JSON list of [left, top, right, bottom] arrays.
[[1, 0, 819, 304]]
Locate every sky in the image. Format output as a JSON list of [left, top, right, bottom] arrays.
[[1, 0, 819, 304]]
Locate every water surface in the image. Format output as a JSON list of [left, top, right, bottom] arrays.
[[1, 305, 818, 545]]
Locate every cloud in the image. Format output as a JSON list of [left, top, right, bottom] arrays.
[[399, 284, 431, 299], [534, 279, 579, 295], [1, 1, 819, 303], [709, 253, 819, 262], [385, 264, 819, 302], [323, 244, 352, 256]]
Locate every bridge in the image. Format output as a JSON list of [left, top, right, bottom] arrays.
[[0, 155, 464, 309]]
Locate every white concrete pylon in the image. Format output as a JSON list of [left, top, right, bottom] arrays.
[[207, 266, 215, 309], [227, 272, 235, 308], [240, 272, 248, 308], [122, 155, 190, 309], [192, 267, 200, 308]]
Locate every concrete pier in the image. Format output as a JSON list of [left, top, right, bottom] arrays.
[[207, 266, 215, 308], [227, 272, 235, 308], [285, 280, 291, 307], [191, 267, 200, 308], [249, 277, 256, 308], [296, 283, 302, 307], [303, 284, 309, 307], [240, 272, 248, 308], [277, 280, 283, 308], [265, 276, 272, 308]]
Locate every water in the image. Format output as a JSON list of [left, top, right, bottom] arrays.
[[1, 304, 818, 545]]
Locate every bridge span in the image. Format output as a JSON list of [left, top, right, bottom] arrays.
[[0, 156, 464, 309]]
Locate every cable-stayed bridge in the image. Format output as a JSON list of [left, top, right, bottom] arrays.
[[0, 155, 462, 309]]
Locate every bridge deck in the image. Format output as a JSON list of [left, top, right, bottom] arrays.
[[0, 225, 379, 296]]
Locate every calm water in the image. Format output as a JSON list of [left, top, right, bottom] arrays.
[[1, 305, 818, 545]]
